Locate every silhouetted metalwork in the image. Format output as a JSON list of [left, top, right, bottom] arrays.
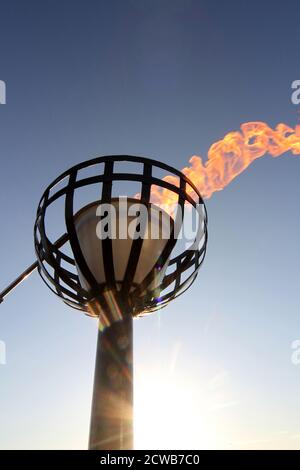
[[0, 155, 208, 451], [89, 316, 133, 450], [33, 155, 208, 317]]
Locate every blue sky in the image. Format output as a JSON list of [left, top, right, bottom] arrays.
[[1, 0, 300, 449]]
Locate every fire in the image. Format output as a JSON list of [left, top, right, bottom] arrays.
[[151, 121, 300, 205]]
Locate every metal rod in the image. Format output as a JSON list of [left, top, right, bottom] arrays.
[[0, 233, 68, 304], [89, 316, 133, 450], [0, 261, 38, 303]]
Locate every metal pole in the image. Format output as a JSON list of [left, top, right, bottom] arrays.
[[89, 316, 133, 450], [0, 261, 38, 303], [0, 233, 68, 304]]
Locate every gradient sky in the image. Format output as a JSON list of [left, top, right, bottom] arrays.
[[1, 0, 300, 449]]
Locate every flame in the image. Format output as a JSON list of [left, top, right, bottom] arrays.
[[151, 122, 300, 205]]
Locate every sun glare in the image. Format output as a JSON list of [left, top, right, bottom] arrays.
[[134, 368, 224, 450]]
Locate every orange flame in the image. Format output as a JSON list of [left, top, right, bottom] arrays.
[[151, 122, 300, 205]]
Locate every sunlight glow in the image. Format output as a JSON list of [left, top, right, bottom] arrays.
[[134, 367, 228, 450]]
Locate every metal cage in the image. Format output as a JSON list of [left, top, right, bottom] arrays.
[[34, 155, 208, 318]]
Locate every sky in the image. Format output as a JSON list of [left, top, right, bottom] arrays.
[[1, 0, 300, 449]]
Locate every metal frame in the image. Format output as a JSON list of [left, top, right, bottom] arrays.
[[31, 155, 208, 317]]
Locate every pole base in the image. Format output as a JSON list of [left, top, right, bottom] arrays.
[[89, 316, 133, 450]]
